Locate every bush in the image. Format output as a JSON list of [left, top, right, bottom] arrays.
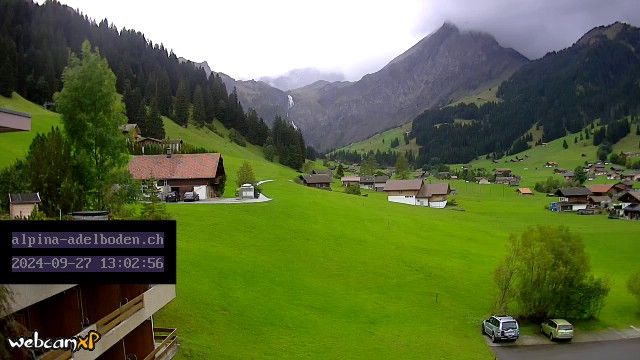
[[493, 226, 609, 320], [345, 184, 361, 195], [534, 176, 562, 193], [628, 271, 640, 309]]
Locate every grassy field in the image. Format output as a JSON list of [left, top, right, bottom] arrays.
[[0, 94, 62, 168], [2, 94, 640, 359]]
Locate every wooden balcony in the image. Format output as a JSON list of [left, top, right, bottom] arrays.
[[95, 293, 145, 333], [145, 327, 178, 360]]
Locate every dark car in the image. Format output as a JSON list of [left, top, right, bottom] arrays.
[[183, 191, 200, 202], [165, 191, 179, 202]]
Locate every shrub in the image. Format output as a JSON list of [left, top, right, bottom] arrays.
[[345, 184, 361, 195], [628, 271, 640, 309]]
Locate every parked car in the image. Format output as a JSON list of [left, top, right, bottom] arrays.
[[165, 191, 179, 202], [183, 191, 200, 202], [540, 319, 573, 341], [482, 315, 519, 342]]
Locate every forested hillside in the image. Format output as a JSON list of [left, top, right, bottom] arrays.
[[0, 0, 307, 169], [411, 22, 640, 166]]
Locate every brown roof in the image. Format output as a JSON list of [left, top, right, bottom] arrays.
[[128, 153, 222, 180], [517, 188, 533, 194], [589, 195, 612, 203], [417, 183, 450, 197], [341, 176, 360, 182], [301, 174, 331, 184], [383, 179, 423, 192], [588, 184, 614, 193]]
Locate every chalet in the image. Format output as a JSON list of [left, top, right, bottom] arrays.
[[312, 169, 333, 178], [563, 171, 575, 182], [383, 180, 450, 208], [300, 174, 331, 189], [494, 168, 512, 177], [135, 137, 183, 154], [553, 168, 568, 174], [516, 188, 533, 195], [621, 171, 640, 182], [587, 163, 607, 176], [341, 176, 360, 187], [623, 204, 640, 220], [495, 176, 520, 186], [588, 195, 612, 208], [359, 175, 375, 190], [544, 161, 558, 168], [618, 191, 640, 207], [119, 123, 141, 139], [587, 184, 626, 198], [553, 187, 592, 212], [8, 193, 41, 219], [128, 152, 225, 199], [374, 175, 390, 192]]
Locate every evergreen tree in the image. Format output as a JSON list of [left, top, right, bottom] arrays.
[[192, 85, 206, 126], [144, 98, 165, 139], [395, 152, 410, 179], [562, 139, 568, 149], [335, 163, 345, 178], [174, 79, 189, 127], [360, 154, 377, 176], [236, 161, 256, 187]]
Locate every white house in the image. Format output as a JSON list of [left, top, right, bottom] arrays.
[[382, 180, 450, 208]]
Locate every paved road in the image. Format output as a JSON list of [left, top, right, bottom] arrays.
[[492, 338, 640, 360]]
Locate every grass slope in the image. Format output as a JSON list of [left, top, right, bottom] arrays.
[[0, 93, 62, 168], [335, 122, 419, 155], [464, 127, 640, 187]]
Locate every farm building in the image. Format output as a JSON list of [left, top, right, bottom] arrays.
[[618, 191, 640, 207], [359, 176, 375, 190], [374, 175, 390, 192], [135, 137, 183, 154], [477, 178, 490, 185], [588, 195, 612, 208], [312, 169, 332, 178], [341, 176, 360, 187], [119, 123, 141, 139], [516, 188, 533, 195], [552, 187, 592, 212], [128, 152, 225, 199], [8, 193, 41, 219], [383, 179, 450, 208], [587, 183, 627, 198], [621, 171, 640, 182], [300, 174, 331, 189], [544, 161, 558, 168], [495, 176, 520, 186], [562, 171, 575, 182], [494, 168, 512, 177], [623, 204, 640, 220]]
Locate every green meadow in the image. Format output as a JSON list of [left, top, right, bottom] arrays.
[[2, 94, 640, 359]]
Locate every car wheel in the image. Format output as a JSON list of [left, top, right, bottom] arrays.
[[549, 333, 554, 341], [491, 331, 498, 343]]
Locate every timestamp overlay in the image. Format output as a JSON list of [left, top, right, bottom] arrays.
[[0, 220, 176, 284]]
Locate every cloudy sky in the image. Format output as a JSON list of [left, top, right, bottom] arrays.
[[39, 0, 640, 81]]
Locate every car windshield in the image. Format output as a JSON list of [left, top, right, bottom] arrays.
[[558, 325, 573, 330], [502, 321, 517, 330]]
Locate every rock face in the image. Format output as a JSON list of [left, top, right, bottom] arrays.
[[286, 23, 528, 152], [187, 23, 528, 152]]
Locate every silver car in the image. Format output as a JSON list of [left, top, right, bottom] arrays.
[[482, 315, 520, 342]]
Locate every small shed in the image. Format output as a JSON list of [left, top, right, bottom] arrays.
[[240, 184, 255, 199], [516, 188, 533, 195], [9, 193, 41, 219]]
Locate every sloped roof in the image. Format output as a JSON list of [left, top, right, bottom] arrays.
[[312, 169, 332, 176], [341, 176, 360, 182], [555, 187, 591, 197], [301, 174, 331, 184], [9, 193, 41, 204], [589, 195, 612, 203], [360, 175, 375, 183], [374, 175, 390, 183], [128, 153, 222, 180], [517, 188, 533, 194], [119, 123, 138, 132], [624, 203, 640, 212], [383, 179, 423, 192], [588, 184, 613, 193], [619, 191, 640, 203], [417, 183, 450, 197]]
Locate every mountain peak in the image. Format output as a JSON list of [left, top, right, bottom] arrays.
[[577, 22, 635, 46]]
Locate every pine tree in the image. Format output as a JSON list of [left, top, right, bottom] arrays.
[[562, 139, 568, 149], [336, 164, 344, 178], [395, 152, 409, 179], [192, 85, 206, 126], [174, 79, 189, 127], [145, 98, 165, 140]]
